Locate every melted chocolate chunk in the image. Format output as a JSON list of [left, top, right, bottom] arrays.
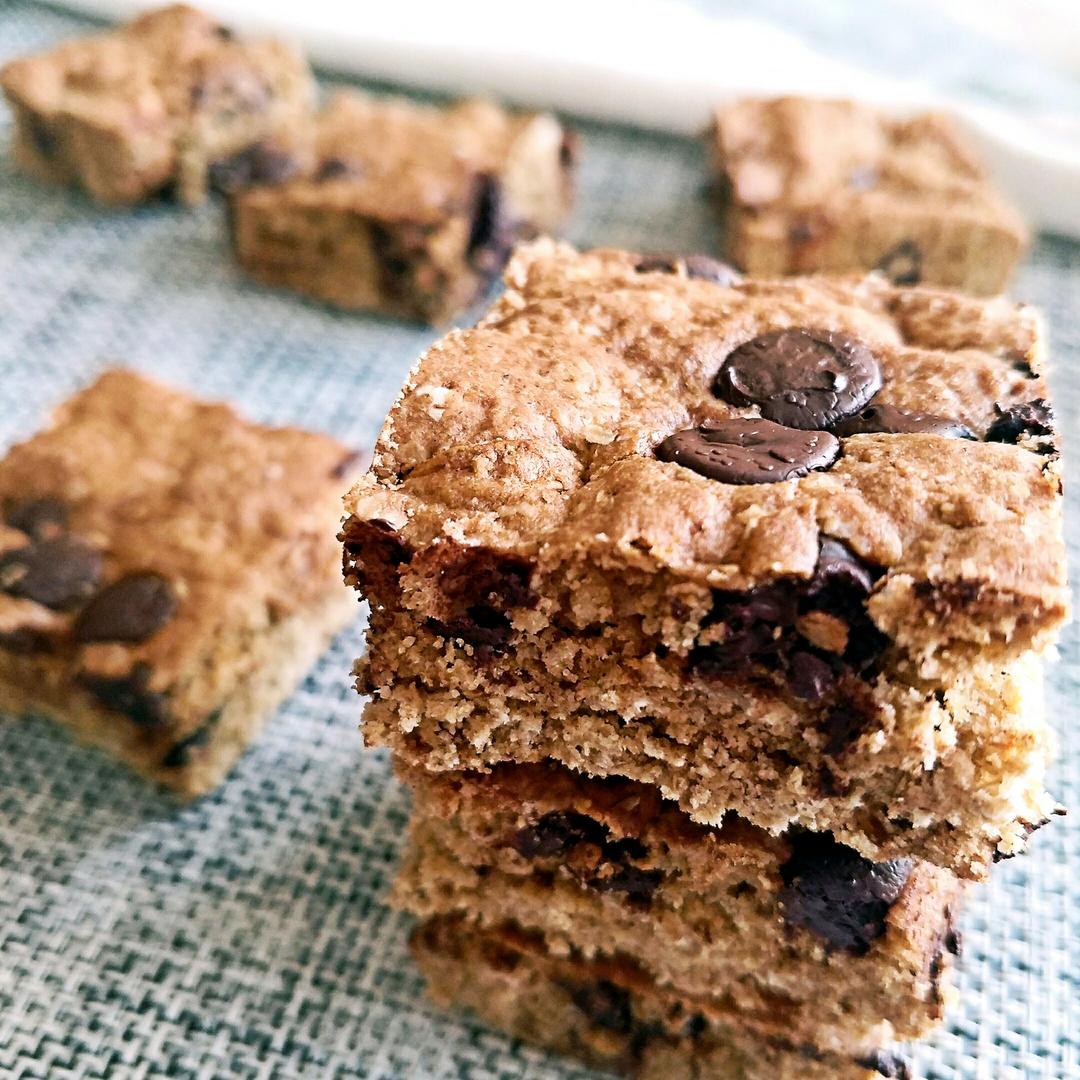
[[0, 536, 102, 611], [73, 572, 177, 644], [207, 143, 299, 193], [634, 254, 740, 285], [692, 537, 884, 695], [467, 174, 513, 275], [569, 981, 634, 1034], [984, 399, 1055, 445], [714, 329, 883, 430], [831, 403, 974, 439], [342, 517, 411, 596], [426, 548, 534, 652], [316, 157, 358, 182], [513, 811, 662, 906], [875, 240, 922, 286], [855, 1050, 912, 1079], [657, 419, 839, 484], [160, 709, 222, 769], [588, 864, 664, 905], [0, 627, 53, 654], [26, 113, 58, 159], [4, 496, 68, 539], [779, 832, 913, 954], [789, 651, 834, 701], [79, 662, 169, 727], [820, 705, 870, 756], [512, 810, 607, 857]]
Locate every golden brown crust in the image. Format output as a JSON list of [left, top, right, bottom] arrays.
[[708, 97, 1028, 295]]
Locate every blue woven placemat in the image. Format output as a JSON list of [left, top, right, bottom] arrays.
[[1, 4, 1078, 1078]]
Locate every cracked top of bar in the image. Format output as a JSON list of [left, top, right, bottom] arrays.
[[344, 240, 1067, 666], [0, 370, 354, 732]]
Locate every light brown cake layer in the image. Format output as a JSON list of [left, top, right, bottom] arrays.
[[0, 369, 360, 793], [0, 4, 314, 204], [708, 97, 1028, 295], [394, 762, 963, 1052], [363, 625, 1053, 876], [230, 91, 575, 323], [413, 916, 913, 1080]]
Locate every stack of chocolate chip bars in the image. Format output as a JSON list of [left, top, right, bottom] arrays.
[[343, 238, 1067, 1078]]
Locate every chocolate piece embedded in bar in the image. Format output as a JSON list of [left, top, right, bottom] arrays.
[[0, 369, 359, 796], [0, 4, 315, 205], [707, 96, 1028, 295], [345, 240, 1066, 876], [395, 761, 961, 1054], [229, 91, 575, 324]]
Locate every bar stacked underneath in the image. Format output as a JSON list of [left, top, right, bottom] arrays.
[[343, 241, 1068, 1075]]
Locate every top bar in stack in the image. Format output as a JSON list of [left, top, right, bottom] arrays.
[[343, 240, 1068, 878]]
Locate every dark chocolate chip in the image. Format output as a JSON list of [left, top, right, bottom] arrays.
[[875, 241, 922, 286], [779, 832, 913, 954], [634, 254, 739, 286], [808, 537, 877, 603], [569, 981, 634, 1034], [0, 627, 53, 654], [208, 143, 299, 193], [79, 661, 169, 727], [847, 166, 878, 191], [331, 449, 365, 480], [657, 418, 839, 484], [73, 572, 177, 644], [25, 113, 58, 159], [315, 157, 357, 182], [714, 329, 883, 430], [4, 496, 68, 539], [789, 651, 835, 701], [985, 399, 1055, 445], [831, 403, 974, 440], [820, 705, 869, 756], [855, 1050, 911, 1079], [0, 536, 102, 610], [683, 254, 741, 285], [467, 173, 513, 275], [160, 709, 222, 769], [691, 583, 796, 674], [588, 864, 664, 905], [512, 810, 608, 858]]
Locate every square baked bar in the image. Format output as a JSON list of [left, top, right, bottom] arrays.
[[343, 241, 1067, 877], [0, 4, 314, 205], [0, 369, 358, 796], [708, 97, 1028, 295], [396, 762, 961, 1056], [229, 90, 576, 323]]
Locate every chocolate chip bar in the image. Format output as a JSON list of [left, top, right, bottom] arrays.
[[0, 4, 314, 205], [396, 762, 961, 1056], [708, 97, 1028, 295], [0, 370, 358, 796], [412, 918, 913, 1080], [343, 241, 1066, 877], [229, 91, 576, 323]]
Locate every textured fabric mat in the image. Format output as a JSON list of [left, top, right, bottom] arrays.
[[1, 4, 1078, 1078]]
